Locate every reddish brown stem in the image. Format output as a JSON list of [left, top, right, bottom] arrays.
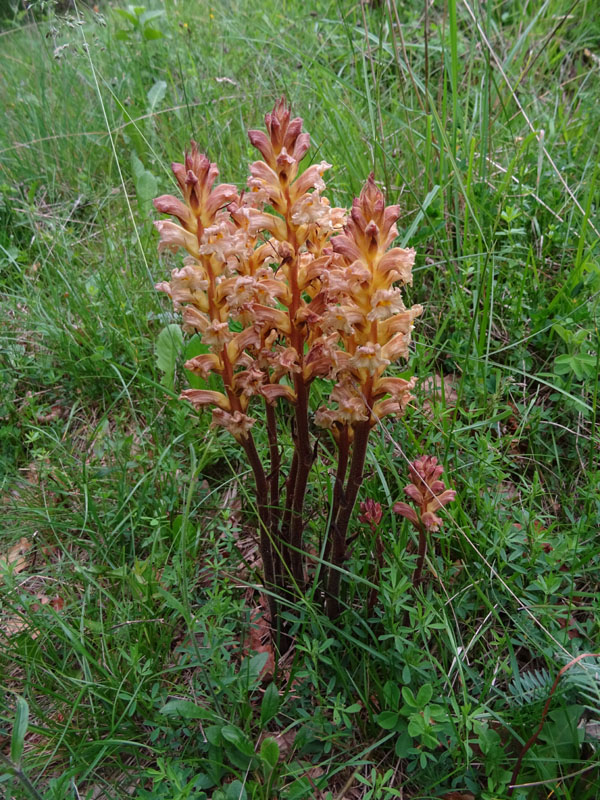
[[202, 245, 283, 641], [413, 523, 427, 589], [265, 403, 281, 515], [326, 420, 371, 618], [265, 402, 283, 589], [281, 203, 310, 594], [331, 426, 350, 534], [240, 433, 278, 628], [322, 426, 349, 600], [279, 447, 298, 582], [402, 522, 428, 628], [288, 377, 312, 591]]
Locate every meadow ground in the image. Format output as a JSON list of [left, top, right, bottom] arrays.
[[1, 1, 599, 798]]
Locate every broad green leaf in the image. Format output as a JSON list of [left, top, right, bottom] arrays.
[[554, 354, 574, 375], [147, 80, 167, 113], [401, 686, 418, 708], [408, 716, 426, 736], [225, 782, 247, 800], [184, 334, 205, 362], [551, 323, 572, 344], [383, 680, 400, 710], [246, 651, 269, 683], [572, 328, 589, 345], [571, 356, 586, 380], [11, 696, 29, 766], [416, 683, 433, 707], [260, 736, 279, 770], [537, 704, 585, 758], [554, 353, 596, 379], [574, 353, 596, 378], [140, 9, 166, 25], [131, 152, 157, 211], [375, 710, 399, 730], [159, 699, 217, 721], [184, 335, 223, 391], [143, 27, 164, 40], [260, 682, 280, 728], [478, 724, 501, 755], [394, 729, 412, 758], [345, 703, 362, 713], [221, 724, 255, 756], [136, 170, 158, 204], [205, 724, 223, 746], [131, 152, 145, 180], [184, 335, 207, 389], [113, 8, 138, 24], [156, 324, 183, 387]]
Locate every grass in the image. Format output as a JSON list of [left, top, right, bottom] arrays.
[[0, 0, 599, 797]]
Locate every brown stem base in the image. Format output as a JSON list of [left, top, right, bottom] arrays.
[[325, 421, 371, 619]]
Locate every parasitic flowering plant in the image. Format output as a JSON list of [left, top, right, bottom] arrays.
[[154, 98, 424, 632], [394, 455, 456, 589]]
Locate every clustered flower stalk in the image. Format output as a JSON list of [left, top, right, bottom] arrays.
[[358, 499, 384, 614], [393, 455, 456, 592], [154, 99, 423, 632]]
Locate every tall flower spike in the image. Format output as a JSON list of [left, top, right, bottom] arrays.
[[358, 499, 383, 531], [393, 455, 456, 531], [154, 99, 429, 632], [315, 175, 422, 432], [154, 146, 266, 442]]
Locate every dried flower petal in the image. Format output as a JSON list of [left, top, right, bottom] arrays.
[[367, 288, 406, 321], [211, 408, 256, 440], [185, 353, 223, 379], [234, 367, 266, 398], [377, 247, 416, 284], [154, 220, 199, 256], [291, 161, 331, 200], [154, 195, 197, 230], [393, 501, 419, 526], [261, 383, 297, 404], [181, 388, 230, 411], [291, 192, 330, 226], [202, 320, 233, 350], [348, 343, 390, 375]]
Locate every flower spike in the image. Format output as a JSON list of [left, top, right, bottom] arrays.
[[154, 98, 429, 631]]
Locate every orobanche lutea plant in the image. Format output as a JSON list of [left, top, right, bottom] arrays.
[[154, 99, 423, 632]]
